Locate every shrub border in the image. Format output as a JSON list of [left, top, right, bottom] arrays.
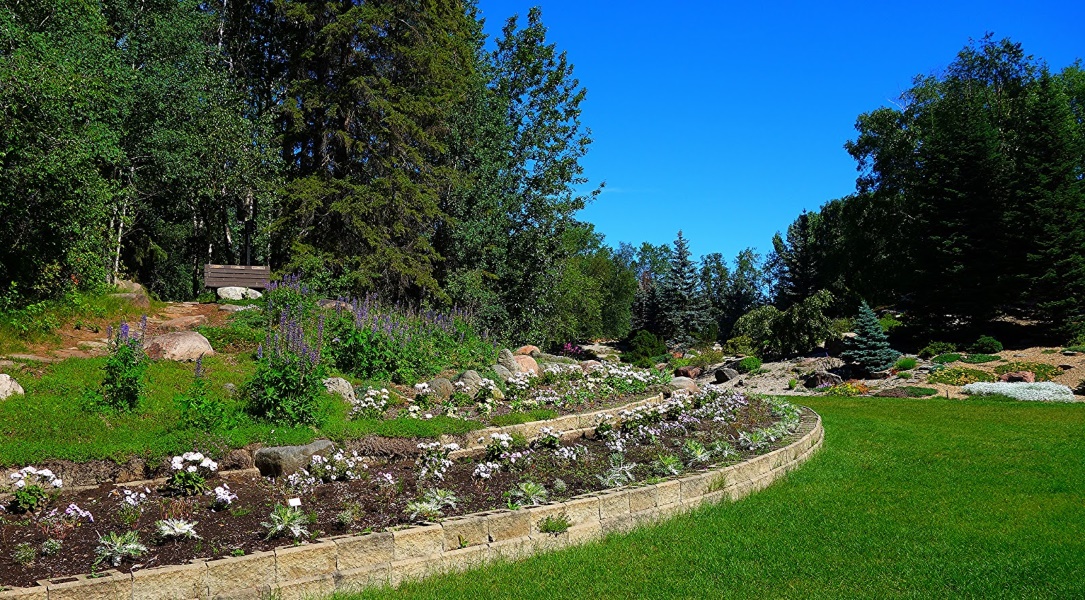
[[0, 407, 823, 600]]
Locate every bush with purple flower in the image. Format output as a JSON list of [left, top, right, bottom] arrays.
[[99, 317, 148, 412]]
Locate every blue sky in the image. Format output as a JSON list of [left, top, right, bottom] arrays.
[[477, 0, 1084, 261]]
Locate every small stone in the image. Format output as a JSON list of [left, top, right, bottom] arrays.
[[1063, 350, 1080, 357], [1059, 364, 1073, 371], [870, 370, 892, 380], [580, 360, 602, 373], [219, 304, 258, 313], [222, 449, 254, 471], [803, 371, 842, 388], [216, 286, 248, 301], [0, 374, 25, 399], [255, 440, 335, 478], [115, 279, 145, 294], [223, 383, 238, 397], [317, 299, 351, 311], [1013, 353, 1027, 358], [999, 371, 1035, 383], [514, 345, 541, 357], [491, 387, 505, 401]]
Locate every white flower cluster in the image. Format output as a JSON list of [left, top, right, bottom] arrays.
[[120, 487, 149, 507], [405, 404, 434, 419], [10, 466, 62, 490], [506, 372, 535, 393], [210, 484, 237, 507], [416, 442, 459, 482], [472, 461, 502, 480], [543, 363, 583, 377], [170, 452, 218, 474], [487, 433, 514, 453], [962, 381, 1076, 402], [351, 387, 390, 418], [536, 427, 562, 448], [308, 450, 368, 482], [552, 444, 586, 461]]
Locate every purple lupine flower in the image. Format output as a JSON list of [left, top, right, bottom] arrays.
[[257, 343, 263, 360], [119, 322, 130, 342], [195, 354, 204, 378]]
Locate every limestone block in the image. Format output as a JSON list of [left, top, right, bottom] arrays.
[[441, 544, 489, 574], [132, 562, 208, 600], [626, 486, 656, 513], [560, 496, 600, 525], [389, 557, 437, 587], [334, 532, 394, 570], [442, 514, 489, 550], [563, 522, 602, 545], [0, 588, 48, 600], [600, 514, 634, 535], [275, 541, 337, 582], [204, 551, 275, 597], [275, 574, 334, 600], [598, 490, 630, 521], [47, 571, 132, 600], [392, 524, 444, 561], [680, 472, 711, 501], [525, 503, 569, 534], [653, 480, 682, 507], [486, 509, 531, 542], [333, 564, 389, 593], [487, 537, 534, 562]]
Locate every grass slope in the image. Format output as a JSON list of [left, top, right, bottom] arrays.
[[339, 397, 1085, 599]]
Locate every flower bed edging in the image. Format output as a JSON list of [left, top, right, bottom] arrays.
[[0, 408, 823, 600]]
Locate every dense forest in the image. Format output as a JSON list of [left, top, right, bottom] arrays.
[[1, 0, 1082, 351]]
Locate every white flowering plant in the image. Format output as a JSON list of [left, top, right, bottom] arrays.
[[350, 387, 390, 419], [38, 503, 94, 539], [209, 484, 237, 509], [307, 450, 368, 483], [156, 518, 201, 540], [9, 466, 62, 513], [168, 452, 218, 496], [416, 442, 459, 482], [962, 381, 1076, 402]]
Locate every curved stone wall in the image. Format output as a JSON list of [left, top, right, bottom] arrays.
[[0, 408, 823, 600]]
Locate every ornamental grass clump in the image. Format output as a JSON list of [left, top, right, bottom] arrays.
[[962, 381, 1076, 402], [841, 301, 900, 375]]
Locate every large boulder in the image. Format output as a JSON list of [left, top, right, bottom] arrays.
[[714, 367, 739, 383], [143, 331, 215, 361], [514, 345, 541, 357], [255, 440, 335, 478], [580, 360, 603, 373], [115, 279, 145, 294], [513, 355, 541, 377], [669, 377, 700, 393], [323, 377, 356, 404], [216, 286, 248, 301], [498, 349, 520, 374], [492, 364, 512, 382], [244, 288, 263, 299], [428, 377, 454, 401], [457, 370, 483, 397], [0, 374, 24, 400], [675, 365, 702, 379], [110, 292, 150, 310], [803, 370, 843, 389]]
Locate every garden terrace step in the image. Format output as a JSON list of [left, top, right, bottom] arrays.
[[0, 408, 823, 599]]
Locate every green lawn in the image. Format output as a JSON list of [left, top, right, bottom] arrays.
[[340, 396, 1085, 599]]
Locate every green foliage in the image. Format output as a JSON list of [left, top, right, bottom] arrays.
[[537, 513, 572, 535], [490, 410, 559, 427], [721, 336, 756, 356], [969, 336, 1004, 354], [879, 314, 903, 332], [167, 471, 208, 497], [933, 353, 962, 364], [98, 321, 148, 413], [841, 302, 900, 374], [13, 543, 35, 566], [995, 362, 1062, 382], [657, 231, 712, 348], [12, 485, 47, 513], [733, 289, 835, 357], [175, 358, 239, 430], [689, 350, 725, 368], [894, 357, 918, 371], [624, 330, 668, 368], [736, 357, 762, 374], [927, 367, 997, 386], [960, 354, 1000, 364], [821, 382, 870, 397], [919, 342, 957, 358]]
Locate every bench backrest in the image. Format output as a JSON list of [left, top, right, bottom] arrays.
[[203, 264, 271, 290]]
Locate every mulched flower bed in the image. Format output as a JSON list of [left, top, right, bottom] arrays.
[[0, 389, 802, 589]]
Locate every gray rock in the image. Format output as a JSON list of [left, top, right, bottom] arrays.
[[457, 370, 483, 397], [498, 348, 520, 374], [223, 383, 238, 397], [110, 292, 150, 310], [580, 359, 603, 373], [143, 331, 215, 361], [244, 288, 262, 299], [803, 370, 842, 388], [1063, 350, 1080, 357], [115, 279, 145, 294], [870, 370, 892, 380], [323, 377, 356, 404], [429, 377, 454, 401], [669, 376, 699, 393], [216, 286, 248, 301], [317, 299, 351, 311], [714, 367, 739, 383], [492, 364, 512, 382], [255, 439, 335, 478], [0, 374, 25, 399]]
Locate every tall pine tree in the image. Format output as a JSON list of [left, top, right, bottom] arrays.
[[657, 231, 711, 348]]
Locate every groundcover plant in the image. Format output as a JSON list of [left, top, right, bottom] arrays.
[[0, 388, 802, 588]]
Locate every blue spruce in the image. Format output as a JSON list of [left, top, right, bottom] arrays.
[[841, 301, 899, 375]]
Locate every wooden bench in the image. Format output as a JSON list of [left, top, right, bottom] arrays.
[[203, 264, 271, 290]]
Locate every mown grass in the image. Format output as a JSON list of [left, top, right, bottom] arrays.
[[0, 356, 484, 466], [338, 396, 1085, 599]]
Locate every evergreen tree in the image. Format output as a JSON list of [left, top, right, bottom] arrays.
[[657, 231, 711, 348], [842, 301, 899, 374], [720, 248, 767, 338]]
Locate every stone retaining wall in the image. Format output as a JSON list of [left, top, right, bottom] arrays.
[[0, 408, 823, 600]]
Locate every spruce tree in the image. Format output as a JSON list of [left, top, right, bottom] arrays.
[[657, 231, 711, 348], [842, 301, 900, 374]]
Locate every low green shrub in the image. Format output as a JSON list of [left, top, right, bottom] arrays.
[[879, 314, 903, 332], [490, 409, 559, 427], [932, 353, 961, 364], [1063, 345, 1085, 353], [98, 319, 148, 413], [624, 330, 668, 368], [994, 362, 1062, 382], [689, 350, 724, 368], [736, 356, 762, 374], [960, 354, 1000, 364], [927, 367, 996, 386], [721, 336, 756, 356], [918, 342, 956, 358], [969, 336, 1003, 354], [893, 357, 918, 371]]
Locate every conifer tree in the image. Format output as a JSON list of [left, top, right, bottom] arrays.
[[842, 301, 899, 374], [657, 231, 711, 348]]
